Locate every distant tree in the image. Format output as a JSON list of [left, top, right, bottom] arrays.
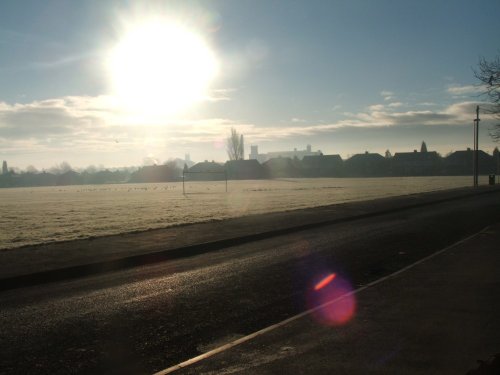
[[226, 127, 245, 160], [49, 161, 72, 174], [474, 55, 500, 141], [25, 165, 39, 174], [142, 156, 158, 166], [385, 149, 392, 158], [59, 161, 72, 173], [85, 165, 97, 174], [420, 141, 428, 153], [163, 160, 182, 179]]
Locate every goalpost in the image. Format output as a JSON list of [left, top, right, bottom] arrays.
[[182, 170, 228, 194]]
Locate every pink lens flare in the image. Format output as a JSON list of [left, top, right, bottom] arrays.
[[314, 273, 336, 291], [213, 139, 224, 149], [308, 273, 356, 326]]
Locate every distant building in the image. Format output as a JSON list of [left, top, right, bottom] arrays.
[[186, 161, 226, 181], [2, 161, 7, 175], [392, 149, 441, 176], [301, 154, 344, 177], [249, 145, 321, 163], [172, 157, 194, 169], [249, 145, 264, 163], [225, 159, 265, 180], [443, 148, 494, 175], [344, 152, 388, 177], [262, 157, 302, 178]]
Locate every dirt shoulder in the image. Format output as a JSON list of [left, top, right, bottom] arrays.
[[1, 185, 499, 281]]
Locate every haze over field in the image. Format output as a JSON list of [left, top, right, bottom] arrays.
[[0, 176, 488, 250], [0, 1, 499, 170]]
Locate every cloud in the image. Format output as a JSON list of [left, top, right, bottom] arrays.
[[358, 101, 494, 128], [1, 94, 496, 161], [368, 104, 385, 111], [377, 110, 453, 125], [28, 53, 93, 70], [0, 96, 122, 139], [0, 96, 234, 151], [380, 90, 395, 101], [205, 88, 236, 102], [0, 89, 242, 142], [444, 101, 495, 118], [368, 102, 403, 112], [446, 84, 483, 96]]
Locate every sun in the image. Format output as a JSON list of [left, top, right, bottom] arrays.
[[107, 20, 218, 118]]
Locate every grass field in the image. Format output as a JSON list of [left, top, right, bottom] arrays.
[[0, 176, 485, 250]]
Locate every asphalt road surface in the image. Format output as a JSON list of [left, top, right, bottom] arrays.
[[1, 192, 499, 374]]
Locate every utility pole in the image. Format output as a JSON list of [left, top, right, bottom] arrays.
[[473, 105, 480, 187]]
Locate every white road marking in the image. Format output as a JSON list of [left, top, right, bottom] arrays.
[[153, 226, 489, 374]]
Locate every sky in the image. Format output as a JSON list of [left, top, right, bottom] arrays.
[[0, 0, 499, 170]]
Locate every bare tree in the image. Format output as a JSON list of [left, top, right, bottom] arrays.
[[226, 127, 244, 160], [474, 55, 500, 141]]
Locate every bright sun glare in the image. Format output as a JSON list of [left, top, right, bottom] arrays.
[[108, 20, 218, 118]]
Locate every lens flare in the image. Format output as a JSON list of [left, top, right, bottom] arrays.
[[308, 273, 356, 326], [314, 273, 336, 291]]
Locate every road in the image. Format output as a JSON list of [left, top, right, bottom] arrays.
[[1, 192, 499, 374]]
